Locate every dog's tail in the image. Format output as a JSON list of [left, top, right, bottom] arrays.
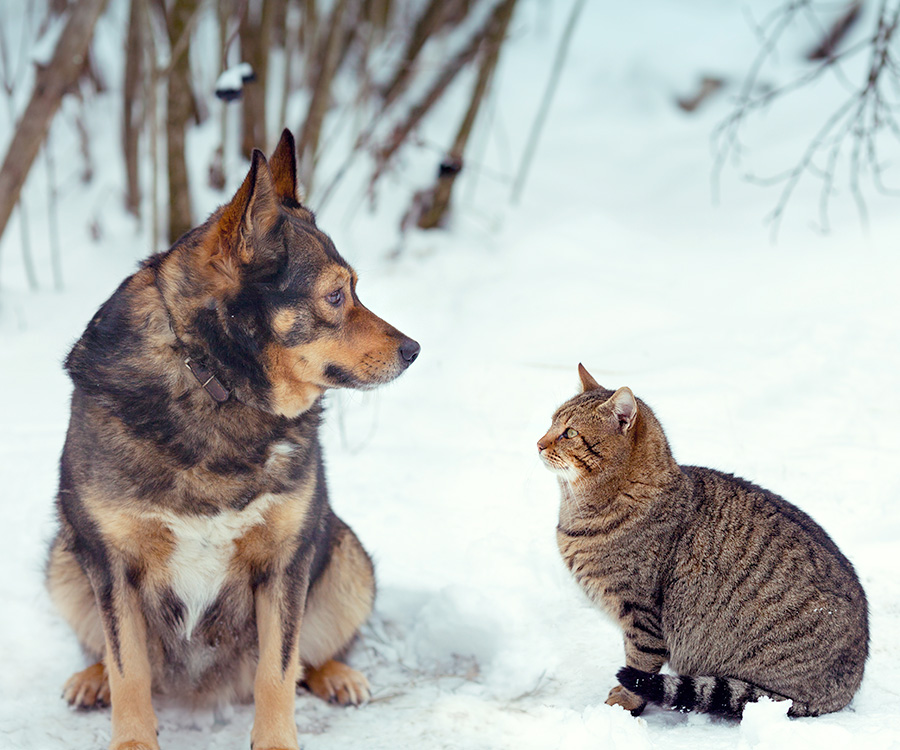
[[617, 667, 797, 718]]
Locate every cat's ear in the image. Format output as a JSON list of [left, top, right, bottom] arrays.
[[578, 363, 602, 393], [609, 387, 638, 434]]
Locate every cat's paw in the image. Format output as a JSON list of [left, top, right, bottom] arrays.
[[303, 660, 370, 706], [606, 684, 647, 716]]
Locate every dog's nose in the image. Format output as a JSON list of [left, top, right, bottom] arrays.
[[399, 338, 420, 365]]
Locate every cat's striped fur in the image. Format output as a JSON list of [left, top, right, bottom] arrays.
[[538, 365, 868, 718]]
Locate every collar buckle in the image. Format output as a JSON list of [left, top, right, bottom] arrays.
[[185, 357, 230, 403]]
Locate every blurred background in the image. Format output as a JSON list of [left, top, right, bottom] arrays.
[[4, 0, 900, 279]]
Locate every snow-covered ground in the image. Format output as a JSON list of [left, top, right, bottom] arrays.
[[1, 1, 899, 748]]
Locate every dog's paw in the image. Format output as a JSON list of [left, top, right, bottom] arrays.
[[63, 662, 110, 709], [303, 660, 370, 706], [605, 684, 646, 716]]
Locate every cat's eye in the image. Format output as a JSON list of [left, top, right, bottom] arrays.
[[326, 288, 344, 307], [564, 428, 578, 439]]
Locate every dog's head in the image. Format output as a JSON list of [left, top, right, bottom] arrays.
[[163, 130, 419, 417]]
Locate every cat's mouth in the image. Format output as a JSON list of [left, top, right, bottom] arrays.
[[539, 451, 580, 480]]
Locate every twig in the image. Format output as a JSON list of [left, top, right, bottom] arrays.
[[297, 0, 350, 194], [123, 0, 143, 216], [713, 0, 900, 238], [0, 0, 109, 247], [808, 0, 863, 60], [369, 12, 490, 187], [44, 136, 63, 290], [380, 0, 452, 109], [220, 0, 248, 72], [0, 9, 37, 289], [511, 0, 585, 204], [416, 0, 518, 229], [315, 13, 487, 211], [144, 0, 161, 253]]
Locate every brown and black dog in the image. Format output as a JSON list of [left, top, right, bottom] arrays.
[[45, 129, 418, 750]]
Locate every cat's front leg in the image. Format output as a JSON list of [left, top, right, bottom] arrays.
[[606, 623, 668, 716]]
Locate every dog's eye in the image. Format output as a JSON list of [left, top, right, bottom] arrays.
[[563, 428, 578, 439], [326, 289, 344, 307]]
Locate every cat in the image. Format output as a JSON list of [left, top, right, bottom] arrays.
[[537, 364, 868, 718]]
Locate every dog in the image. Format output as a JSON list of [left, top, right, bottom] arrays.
[[45, 129, 419, 750]]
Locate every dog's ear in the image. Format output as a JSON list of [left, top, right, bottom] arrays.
[[218, 148, 278, 253], [269, 129, 300, 204], [208, 149, 280, 287]]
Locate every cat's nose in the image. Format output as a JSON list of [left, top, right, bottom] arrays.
[[537, 440, 547, 453]]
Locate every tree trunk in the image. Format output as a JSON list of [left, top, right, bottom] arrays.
[[240, 0, 275, 157], [278, 0, 300, 139], [123, 0, 144, 216], [299, 0, 318, 87], [380, 0, 447, 110], [363, 0, 391, 32], [296, 0, 348, 194], [166, 0, 198, 244], [416, 0, 517, 229], [0, 0, 109, 245], [372, 17, 487, 182]]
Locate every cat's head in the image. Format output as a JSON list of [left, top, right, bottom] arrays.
[[537, 364, 640, 483]]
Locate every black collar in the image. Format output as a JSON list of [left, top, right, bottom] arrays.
[[154, 273, 231, 404]]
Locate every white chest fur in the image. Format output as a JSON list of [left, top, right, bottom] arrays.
[[163, 492, 279, 639]]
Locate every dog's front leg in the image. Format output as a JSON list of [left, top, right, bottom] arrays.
[[100, 582, 158, 750], [251, 560, 311, 750]]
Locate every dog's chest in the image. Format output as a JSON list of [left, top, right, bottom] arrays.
[[163, 493, 279, 639]]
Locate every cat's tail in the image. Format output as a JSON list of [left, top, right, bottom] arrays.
[[617, 667, 796, 719]]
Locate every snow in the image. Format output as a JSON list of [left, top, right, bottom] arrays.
[[30, 10, 67, 67], [215, 63, 255, 101], [1, 1, 900, 749]]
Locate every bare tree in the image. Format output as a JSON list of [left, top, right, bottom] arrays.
[[714, 0, 900, 238], [380, 0, 455, 109], [511, 0, 585, 204], [370, 17, 489, 183], [1, 0, 534, 263], [297, 0, 350, 193], [414, 0, 518, 229], [240, 0, 277, 157], [0, 4, 39, 289], [0, 0, 109, 245], [165, 0, 200, 244], [123, 0, 144, 217]]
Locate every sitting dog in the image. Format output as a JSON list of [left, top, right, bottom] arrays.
[[46, 129, 419, 750]]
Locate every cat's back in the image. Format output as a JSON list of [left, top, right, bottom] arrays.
[[680, 466, 864, 596], [664, 465, 868, 714]]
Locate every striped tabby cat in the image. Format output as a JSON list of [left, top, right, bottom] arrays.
[[538, 364, 868, 718]]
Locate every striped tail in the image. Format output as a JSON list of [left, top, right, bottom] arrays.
[[617, 667, 791, 719]]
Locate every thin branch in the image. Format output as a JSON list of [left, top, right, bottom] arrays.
[[368, 11, 491, 189], [511, 0, 585, 204], [713, 0, 900, 239], [44, 136, 63, 290]]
